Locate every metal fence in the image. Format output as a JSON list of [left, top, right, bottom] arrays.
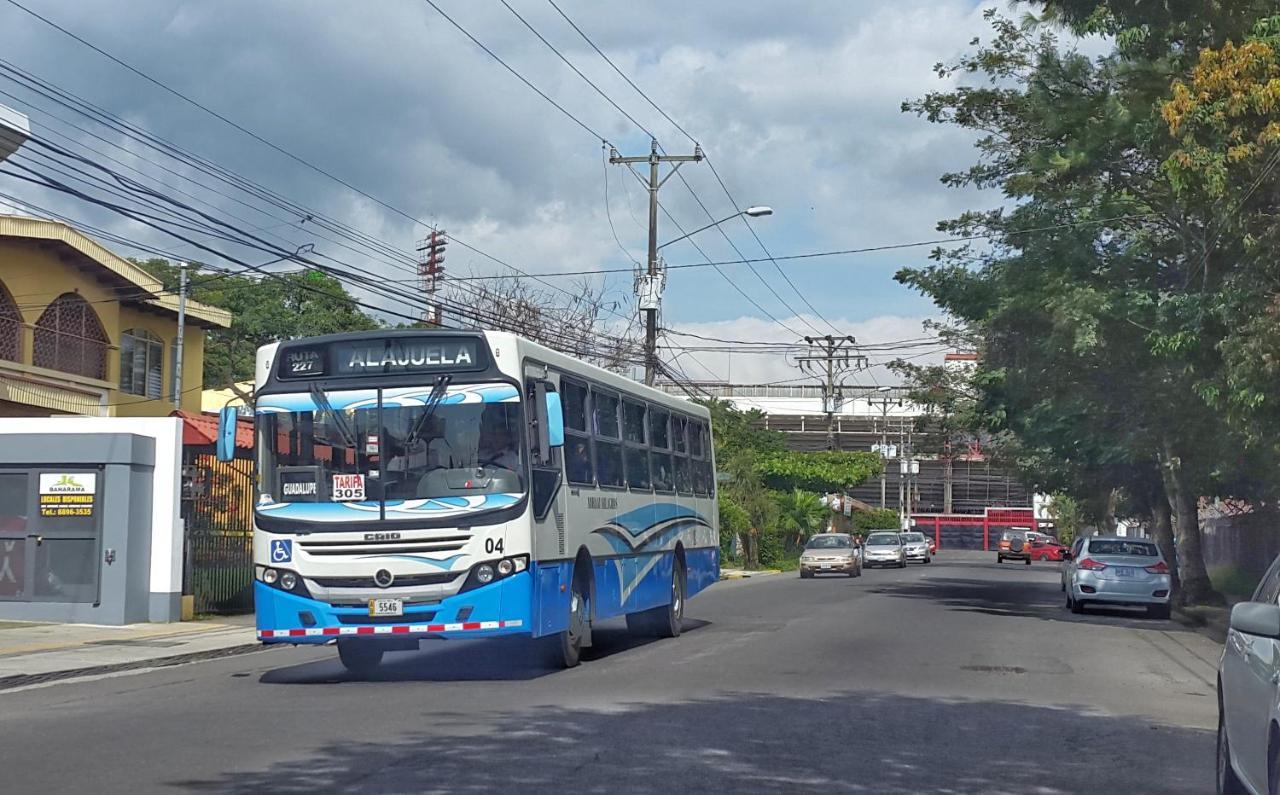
[[182, 452, 255, 614]]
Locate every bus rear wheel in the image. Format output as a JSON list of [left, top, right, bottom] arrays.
[[626, 558, 685, 639], [337, 639, 384, 675]]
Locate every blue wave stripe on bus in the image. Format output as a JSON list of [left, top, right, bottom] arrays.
[[355, 554, 464, 569], [257, 493, 519, 522], [610, 503, 706, 537], [592, 516, 711, 553]]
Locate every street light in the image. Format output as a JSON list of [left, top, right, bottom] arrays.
[[656, 205, 774, 250]]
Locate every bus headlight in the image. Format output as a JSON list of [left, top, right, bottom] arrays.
[[262, 568, 279, 584], [280, 572, 298, 591], [476, 564, 495, 584], [497, 559, 514, 576]]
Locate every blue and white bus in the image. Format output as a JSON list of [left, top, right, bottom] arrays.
[[217, 329, 719, 671]]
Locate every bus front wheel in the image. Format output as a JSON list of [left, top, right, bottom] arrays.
[[337, 639, 384, 676], [552, 569, 588, 669]]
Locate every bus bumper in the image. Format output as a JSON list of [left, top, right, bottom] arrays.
[[254, 572, 532, 645]]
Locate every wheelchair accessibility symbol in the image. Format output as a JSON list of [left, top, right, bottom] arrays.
[[270, 539, 292, 564]]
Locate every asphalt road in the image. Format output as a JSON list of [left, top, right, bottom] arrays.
[[0, 552, 1220, 794]]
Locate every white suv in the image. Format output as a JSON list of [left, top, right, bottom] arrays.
[[1218, 554, 1280, 794]]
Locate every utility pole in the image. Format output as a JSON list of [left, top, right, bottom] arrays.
[[868, 388, 902, 508], [172, 262, 188, 406], [796, 335, 866, 450], [415, 229, 447, 327], [609, 139, 703, 386]]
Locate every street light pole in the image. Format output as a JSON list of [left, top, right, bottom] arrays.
[[172, 262, 188, 406]]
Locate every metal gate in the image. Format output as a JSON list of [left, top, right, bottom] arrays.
[[182, 453, 255, 614]]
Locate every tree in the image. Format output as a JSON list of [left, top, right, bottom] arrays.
[[895, 8, 1251, 603], [774, 489, 829, 546], [134, 259, 382, 395]]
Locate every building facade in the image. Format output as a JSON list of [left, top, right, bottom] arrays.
[[0, 215, 230, 417]]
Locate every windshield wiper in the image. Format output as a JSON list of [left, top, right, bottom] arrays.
[[405, 374, 453, 448], [309, 382, 357, 449]]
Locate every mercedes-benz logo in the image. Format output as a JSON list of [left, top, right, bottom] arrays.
[[374, 569, 395, 588]]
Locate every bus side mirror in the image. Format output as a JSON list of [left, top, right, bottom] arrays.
[[545, 391, 564, 448], [216, 406, 238, 462]]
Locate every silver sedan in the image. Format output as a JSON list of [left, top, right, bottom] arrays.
[[1062, 536, 1172, 619], [898, 531, 932, 564], [863, 532, 907, 569]]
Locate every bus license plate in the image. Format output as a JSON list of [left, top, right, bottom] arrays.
[[369, 598, 403, 617]]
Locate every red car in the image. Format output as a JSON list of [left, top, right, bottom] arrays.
[[1028, 538, 1067, 561], [927, 537, 938, 555]]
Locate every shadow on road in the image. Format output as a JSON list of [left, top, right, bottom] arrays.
[[170, 689, 1211, 793], [260, 619, 712, 685], [867, 575, 1196, 632]]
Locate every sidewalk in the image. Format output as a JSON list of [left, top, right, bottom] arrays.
[[0, 614, 265, 691], [720, 568, 782, 580]]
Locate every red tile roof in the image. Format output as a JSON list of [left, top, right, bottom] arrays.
[[172, 410, 254, 449], [944, 352, 979, 361]]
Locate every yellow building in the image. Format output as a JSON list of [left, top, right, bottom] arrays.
[[0, 215, 231, 417]]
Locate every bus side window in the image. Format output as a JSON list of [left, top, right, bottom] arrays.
[[562, 378, 593, 485], [690, 420, 708, 496], [592, 388, 623, 488], [623, 399, 651, 491], [673, 415, 692, 494], [650, 407, 673, 492]]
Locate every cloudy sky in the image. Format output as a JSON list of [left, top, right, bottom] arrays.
[[0, 0, 1014, 384]]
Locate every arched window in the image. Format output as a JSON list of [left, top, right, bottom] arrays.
[[0, 280, 20, 363], [119, 328, 164, 398], [32, 293, 108, 380]]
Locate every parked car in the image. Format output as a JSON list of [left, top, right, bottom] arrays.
[[1217, 553, 1280, 795], [898, 531, 932, 564], [997, 530, 1032, 565], [799, 533, 862, 578], [863, 531, 906, 568], [1061, 536, 1172, 618], [1029, 538, 1067, 562]]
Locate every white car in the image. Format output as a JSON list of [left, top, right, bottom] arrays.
[[1218, 554, 1280, 794], [1061, 536, 1172, 619]]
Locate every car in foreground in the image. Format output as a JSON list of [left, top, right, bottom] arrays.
[[996, 530, 1032, 565], [1217, 553, 1280, 795], [799, 533, 862, 578], [1062, 536, 1171, 618], [863, 531, 906, 568], [898, 531, 931, 564]]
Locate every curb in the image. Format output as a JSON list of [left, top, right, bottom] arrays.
[[719, 569, 782, 580], [1173, 606, 1229, 645], [0, 642, 272, 693]]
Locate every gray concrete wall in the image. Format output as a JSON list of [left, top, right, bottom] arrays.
[[0, 433, 160, 624]]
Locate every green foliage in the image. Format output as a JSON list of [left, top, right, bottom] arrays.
[[756, 450, 882, 493], [1047, 493, 1085, 546], [850, 508, 901, 532], [757, 529, 788, 570], [133, 258, 383, 391], [774, 489, 829, 542]]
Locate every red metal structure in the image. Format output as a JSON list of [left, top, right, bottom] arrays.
[[910, 507, 1039, 551]]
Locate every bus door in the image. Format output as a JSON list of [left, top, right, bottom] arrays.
[[524, 370, 571, 635]]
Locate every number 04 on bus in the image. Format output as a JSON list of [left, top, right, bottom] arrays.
[[216, 330, 719, 672]]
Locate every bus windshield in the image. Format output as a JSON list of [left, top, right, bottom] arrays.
[[254, 383, 524, 523]]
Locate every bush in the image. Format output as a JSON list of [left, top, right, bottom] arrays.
[[851, 508, 900, 532], [758, 529, 788, 569], [1210, 565, 1259, 600]]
